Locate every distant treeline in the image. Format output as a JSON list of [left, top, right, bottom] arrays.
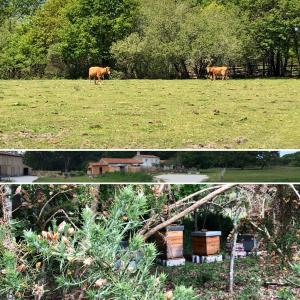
[[23, 151, 300, 172], [0, 0, 299, 79], [23, 151, 174, 172]]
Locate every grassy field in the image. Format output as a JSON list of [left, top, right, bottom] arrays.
[[34, 172, 153, 182], [204, 166, 300, 182], [33, 166, 299, 183], [1, 79, 299, 148]]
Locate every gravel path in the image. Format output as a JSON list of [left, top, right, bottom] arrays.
[[154, 174, 209, 183], [1, 176, 38, 183]]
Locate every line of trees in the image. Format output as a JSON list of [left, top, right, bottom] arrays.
[[0, 0, 299, 79], [22, 151, 298, 173], [23, 151, 173, 172], [170, 151, 281, 169]]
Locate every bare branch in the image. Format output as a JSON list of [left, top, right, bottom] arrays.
[[44, 209, 78, 230], [169, 185, 223, 210], [289, 184, 300, 200], [38, 189, 73, 221], [143, 184, 236, 240]]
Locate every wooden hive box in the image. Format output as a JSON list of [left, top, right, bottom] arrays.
[[237, 234, 257, 252], [191, 231, 221, 256], [154, 225, 184, 259]]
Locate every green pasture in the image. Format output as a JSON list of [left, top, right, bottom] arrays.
[[0, 79, 299, 148], [204, 166, 300, 182], [34, 172, 153, 183], [34, 166, 299, 183]]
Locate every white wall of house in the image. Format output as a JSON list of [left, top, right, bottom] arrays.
[[133, 153, 160, 168], [140, 157, 160, 167]]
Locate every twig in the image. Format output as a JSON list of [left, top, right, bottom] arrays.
[[285, 278, 300, 288], [38, 189, 72, 221], [249, 221, 293, 268], [169, 185, 223, 209], [44, 209, 78, 230], [289, 184, 300, 200]]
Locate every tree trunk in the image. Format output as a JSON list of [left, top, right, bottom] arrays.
[[228, 208, 241, 293], [282, 42, 290, 76], [180, 60, 190, 79], [3, 186, 13, 223], [293, 31, 300, 75], [229, 224, 238, 293], [90, 185, 100, 217], [194, 210, 198, 231], [1, 186, 16, 300], [275, 50, 281, 76], [268, 51, 275, 76]]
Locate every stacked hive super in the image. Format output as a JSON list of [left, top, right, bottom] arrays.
[[191, 231, 223, 264], [155, 225, 185, 267], [226, 234, 258, 258]]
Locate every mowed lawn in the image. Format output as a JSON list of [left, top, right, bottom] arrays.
[[0, 79, 299, 148], [204, 166, 300, 182]]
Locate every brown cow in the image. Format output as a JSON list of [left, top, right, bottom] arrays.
[[89, 66, 111, 85], [206, 66, 229, 80]]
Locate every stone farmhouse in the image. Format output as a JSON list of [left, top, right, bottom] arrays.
[[0, 152, 32, 177], [87, 153, 161, 176], [87, 158, 143, 176], [132, 152, 160, 168]]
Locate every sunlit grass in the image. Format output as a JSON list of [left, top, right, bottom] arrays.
[[34, 172, 153, 182], [1, 79, 299, 148], [204, 166, 300, 182]]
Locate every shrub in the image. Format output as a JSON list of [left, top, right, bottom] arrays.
[[0, 187, 167, 299], [277, 288, 296, 300]]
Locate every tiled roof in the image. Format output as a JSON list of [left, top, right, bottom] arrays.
[[134, 154, 160, 158], [89, 158, 143, 166]]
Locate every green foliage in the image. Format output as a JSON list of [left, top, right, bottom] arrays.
[[277, 288, 296, 300], [1, 187, 169, 299], [112, 0, 245, 78], [0, 0, 300, 78], [173, 285, 198, 300], [236, 285, 262, 300], [280, 152, 300, 167], [0, 0, 138, 78]]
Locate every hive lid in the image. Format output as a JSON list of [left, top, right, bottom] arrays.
[[191, 231, 222, 237], [163, 225, 184, 231]]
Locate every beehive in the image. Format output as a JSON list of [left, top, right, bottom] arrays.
[[237, 234, 257, 252], [154, 225, 184, 259], [191, 231, 221, 256]]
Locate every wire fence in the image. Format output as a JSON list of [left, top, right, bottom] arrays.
[[229, 64, 300, 78]]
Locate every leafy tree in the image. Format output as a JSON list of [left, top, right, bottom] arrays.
[[1, 0, 300, 78], [233, 0, 300, 76], [180, 1, 245, 76], [57, 0, 139, 78]]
